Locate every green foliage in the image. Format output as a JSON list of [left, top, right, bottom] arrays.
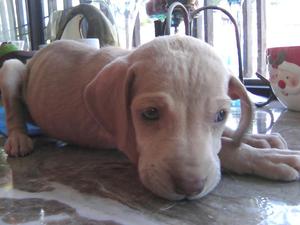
[[211, 0, 222, 5]]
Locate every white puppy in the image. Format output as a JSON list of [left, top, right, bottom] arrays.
[[0, 35, 299, 200]]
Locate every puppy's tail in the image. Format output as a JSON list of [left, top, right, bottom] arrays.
[[0, 59, 27, 105]]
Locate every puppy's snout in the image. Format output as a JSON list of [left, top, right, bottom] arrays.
[[172, 176, 205, 197]]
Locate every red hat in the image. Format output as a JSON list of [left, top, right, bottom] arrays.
[[268, 46, 300, 68]]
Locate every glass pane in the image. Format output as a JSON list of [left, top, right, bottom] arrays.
[[72, 0, 80, 6], [0, 0, 16, 41], [213, 1, 242, 77], [192, 0, 244, 77], [57, 1, 64, 10], [0, 0, 29, 50], [266, 0, 300, 48]]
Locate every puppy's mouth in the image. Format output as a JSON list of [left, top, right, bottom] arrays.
[[138, 164, 221, 201]]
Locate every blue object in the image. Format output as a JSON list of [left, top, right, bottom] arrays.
[[231, 99, 241, 108], [228, 0, 241, 4], [0, 106, 42, 136]]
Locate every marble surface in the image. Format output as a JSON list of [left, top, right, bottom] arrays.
[[1, 101, 300, 225]]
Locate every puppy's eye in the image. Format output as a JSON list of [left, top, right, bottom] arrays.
[[214, 109, 227, 123], [141, 107, 160, 121]]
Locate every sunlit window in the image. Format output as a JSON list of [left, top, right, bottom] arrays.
[[0, 0, 29, 49], [1, 0, 300, 82], [266, 0, 300, 48]]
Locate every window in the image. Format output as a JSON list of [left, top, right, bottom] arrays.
[[0, 0, 29, 50], [266, 0, 300, 48], [204, 0, 300, 81], [1, 0, 300, 89]]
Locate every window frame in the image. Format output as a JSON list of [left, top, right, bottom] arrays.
[[200, 0, 270, 97], [6, 0, 273, 97]]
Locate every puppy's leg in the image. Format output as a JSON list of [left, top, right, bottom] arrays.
[[241, 133, 288, 149], [223, 127, 288, 149], [219, 137, 300, 181], [0, 59, 33, 156]]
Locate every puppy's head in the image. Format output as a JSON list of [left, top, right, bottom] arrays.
[[85, 35, 252, 200]]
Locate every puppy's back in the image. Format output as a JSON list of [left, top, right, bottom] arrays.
[[24, 40, 128, 148]]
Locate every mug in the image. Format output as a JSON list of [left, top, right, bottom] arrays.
[[268, 46, 300, 111]]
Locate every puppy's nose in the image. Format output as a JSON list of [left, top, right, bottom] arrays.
[[172, 176, 205, 197]]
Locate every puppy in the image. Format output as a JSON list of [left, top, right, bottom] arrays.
[[0, 35, 299, 200]]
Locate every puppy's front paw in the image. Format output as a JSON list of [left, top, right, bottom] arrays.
[[242, 133, 288, 149], [4, 131, 33, 157], [248, 148, 300, 181]]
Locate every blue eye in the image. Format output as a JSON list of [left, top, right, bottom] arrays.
[[214, 109, 227, 123], [141, 107, 160, 121]]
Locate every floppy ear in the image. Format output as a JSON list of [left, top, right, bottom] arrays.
[[227, 76, 253, 145], [84, 58, 138, 164]]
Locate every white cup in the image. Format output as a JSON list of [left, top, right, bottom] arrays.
[[75, 38, 100, 49], [11, 40, 25, 50], [39, 38, 100, 50]]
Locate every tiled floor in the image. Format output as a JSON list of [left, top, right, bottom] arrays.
[[0, 102, 300, 225]]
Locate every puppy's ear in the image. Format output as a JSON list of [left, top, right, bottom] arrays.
[[228, 76, 253, 144], [84, 58, 138, 163]]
